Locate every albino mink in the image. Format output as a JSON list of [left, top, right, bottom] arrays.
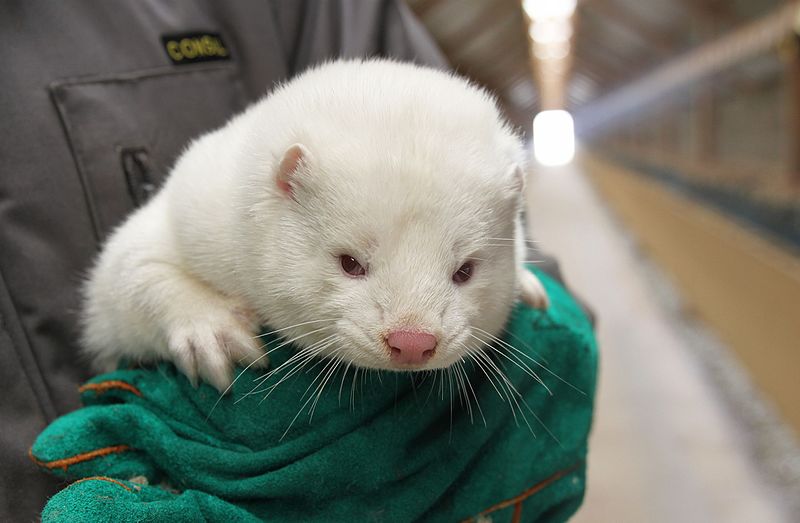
[[82, 59, 549, 392]]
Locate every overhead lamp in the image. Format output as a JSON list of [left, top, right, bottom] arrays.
[[533, 41, 570, 60], [529, 19, 573, 43], [522, 0, 577, 20], [538, 59, 569, 74], [533, 110, 575, 166]]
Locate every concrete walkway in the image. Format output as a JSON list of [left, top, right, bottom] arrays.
[[525, 157, 789, 522]]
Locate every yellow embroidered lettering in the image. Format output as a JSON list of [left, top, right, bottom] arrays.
[[162, 32, 231, 65], [166, 41, 183, 61]]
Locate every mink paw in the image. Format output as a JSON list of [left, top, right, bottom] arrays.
[[518, 268, 550, 310], [166, 299, 267, 392]]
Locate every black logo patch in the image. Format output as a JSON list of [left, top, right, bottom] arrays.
[[161, 32, 231, 65]]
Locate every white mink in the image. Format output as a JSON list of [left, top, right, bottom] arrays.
[[82, 59, 549, 392]]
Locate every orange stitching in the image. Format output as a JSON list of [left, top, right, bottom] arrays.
[[511, 501, 523, 523], [29, 444, 131, 472], [79, 380, 142, 397], [462, 462, 582, 522], [70, 475, 133, 492]]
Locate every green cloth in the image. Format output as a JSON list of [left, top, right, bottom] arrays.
[[31, 269, 597, 522]]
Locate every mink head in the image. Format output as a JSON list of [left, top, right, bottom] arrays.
[[236, 60, 526, 371]]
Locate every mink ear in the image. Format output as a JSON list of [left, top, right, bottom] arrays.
[[276, 143, 312, 199], [505, 164, 525, 195]]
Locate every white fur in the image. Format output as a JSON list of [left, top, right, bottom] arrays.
[[82, 59, 548, 391]]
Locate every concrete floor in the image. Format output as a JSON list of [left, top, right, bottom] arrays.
[[525, 157, 790, 522]]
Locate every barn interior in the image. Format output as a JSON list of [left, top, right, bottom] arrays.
[[406, 0, 800, 520]]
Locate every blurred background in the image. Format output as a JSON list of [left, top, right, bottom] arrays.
[[406, 0, 800, 521]]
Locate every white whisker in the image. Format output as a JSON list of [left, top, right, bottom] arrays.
[[309, 352, 345, 422], [251, 336, 340, 400], [472, 348, 535, 435], [338, 360, 353, 405], [485, 237, 539, 244], [252, 318, 337, 339], [280, 354, 342, 440], [469, 331, 551, 395], [457, 358, 486, 426], [474, 326, 585, 395], [206, 325, 335, 418]]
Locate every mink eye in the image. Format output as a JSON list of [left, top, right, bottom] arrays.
[[452, 261, 474, 284], [340, 255, 366, 277]]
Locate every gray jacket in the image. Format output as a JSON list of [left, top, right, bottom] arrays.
[[0, 2, 446, 519]]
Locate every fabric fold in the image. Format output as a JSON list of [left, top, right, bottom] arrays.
[[31, 268, 597, 522]]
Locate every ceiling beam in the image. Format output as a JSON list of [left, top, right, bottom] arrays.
[[406, 0, 445, 18], [572, 54, 624, 86], [574, 1, 799, 134], [583, 0, 682, 58], [441, 2, 517, 48], [672, 0, 740, 27], [483, 50, 532, 84], [573, 37, 645, 82], [445, 13, 525, 68]]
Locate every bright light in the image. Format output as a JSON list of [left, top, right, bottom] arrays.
[[533, 110, 575, 166], [533, 41, 570, 60], [529, 19, 572, 43], [523, 0, 577, 20]]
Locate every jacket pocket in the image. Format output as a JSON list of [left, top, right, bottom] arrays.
[[50, 65, 247, 240]]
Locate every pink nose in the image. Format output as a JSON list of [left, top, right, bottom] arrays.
[[387, 330, 437, 365]]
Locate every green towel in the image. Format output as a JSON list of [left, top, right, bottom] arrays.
[[30, 269, 597, 522]]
